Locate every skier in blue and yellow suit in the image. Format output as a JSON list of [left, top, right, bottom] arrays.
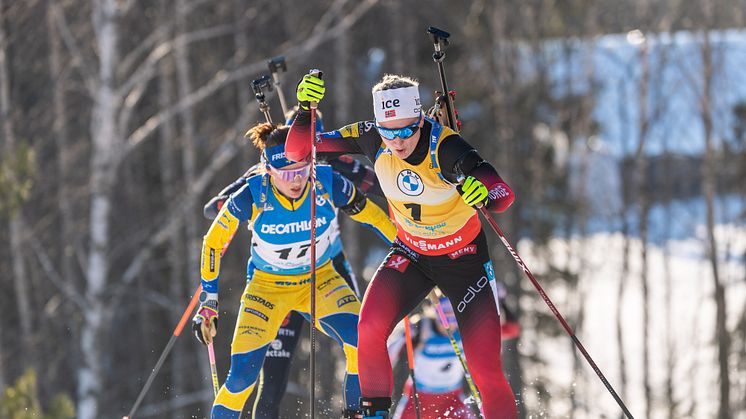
[[192, 122, 397, 419]]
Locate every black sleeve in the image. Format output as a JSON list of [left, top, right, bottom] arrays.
[[295, 109, 383, 163], [202, 175, 249, 219], [436, 134, 479, 182]]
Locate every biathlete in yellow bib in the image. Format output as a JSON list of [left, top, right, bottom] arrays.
[[286, 73, 518, 419], [192, 122, 397, 419]]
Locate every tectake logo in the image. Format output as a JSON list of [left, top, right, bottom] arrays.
[[397, 169, 424, 196]]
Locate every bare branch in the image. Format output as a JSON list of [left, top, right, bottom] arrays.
[[51, 1, 98, 96], [114, 102, 255, 299], [28, 238, 85, 310], [308, 0, 348, 39], [124, 60, 266, 152], [124, 0, 380, 154], [119, 26, 172, 81], [119, 0, 137, 14], [118, 23, 238, 100], [116, 23, 242, 132]]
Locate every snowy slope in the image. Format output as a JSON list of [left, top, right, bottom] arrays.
[[517, 225, 746, 418]]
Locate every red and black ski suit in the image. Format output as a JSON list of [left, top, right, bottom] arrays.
[[287, 112, 518, 419]]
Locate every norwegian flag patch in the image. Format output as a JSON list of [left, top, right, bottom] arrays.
[[385, 109, 397, 118]]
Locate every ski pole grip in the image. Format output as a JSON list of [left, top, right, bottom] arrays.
[[308, 69, 323, 110], [427, 26, 450, 49], [308, 69, 323, 79]]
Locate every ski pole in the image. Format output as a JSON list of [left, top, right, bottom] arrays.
[[477, 206, 635, 419], [427, 290, 483, 415], [124, 285, 203, 419], [268, 56, 290, 115], [307, 69, 322, 419], [403, 315, 422, 419], [251, 75, 274, 124], [207, 342, 220, 397], [427, 27, 459, 131]]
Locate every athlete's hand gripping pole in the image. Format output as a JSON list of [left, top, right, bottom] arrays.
[[305, 68, 323, 419], [403, 315, 422, 419], [477, 205, 635, 419], [125, 285, 203, 419], [268, 56, 290, 115], [252, 75, 274, 124], [427, 290, 483, 416]]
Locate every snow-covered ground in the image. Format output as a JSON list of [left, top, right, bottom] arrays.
[[518, 224, 746, 418]]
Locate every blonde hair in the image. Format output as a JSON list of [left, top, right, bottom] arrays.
[[371, 74, 419, 93]]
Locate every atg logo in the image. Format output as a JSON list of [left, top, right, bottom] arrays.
[[397, 169, 424, 196]]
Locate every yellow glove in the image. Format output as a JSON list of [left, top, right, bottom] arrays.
[[296, 73, 325, 109], [459, 176, 488, 207]]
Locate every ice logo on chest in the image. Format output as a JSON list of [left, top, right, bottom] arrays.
[[396, 169, 424, 196]]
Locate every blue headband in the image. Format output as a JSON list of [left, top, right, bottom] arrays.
[[263, 143, 295, 168]]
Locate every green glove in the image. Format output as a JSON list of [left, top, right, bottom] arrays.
[[296, 73, 325, 109], [460, 176, 488, 207]]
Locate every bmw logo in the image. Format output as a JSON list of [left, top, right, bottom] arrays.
[[397, 170, 424, 196]]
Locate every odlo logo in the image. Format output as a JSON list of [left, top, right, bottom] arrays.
[[457, 276, 489, 313]]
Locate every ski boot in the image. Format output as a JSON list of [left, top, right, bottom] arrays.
[[354, 397, 391, 418]]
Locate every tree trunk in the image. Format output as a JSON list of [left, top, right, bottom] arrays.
[[632, 33, 652, 419], [662, 118, 676, 419], [0, 0, 35, 372], [232, 1, 252, 163], [334, 22, 363, 278], [174, 0, 211, 410], [156, 8, 188, 416], [47, 3, 81, 395], [616, 205, 630, 418], [699, 23, 730, 419], [79, 1, 121, 418]]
